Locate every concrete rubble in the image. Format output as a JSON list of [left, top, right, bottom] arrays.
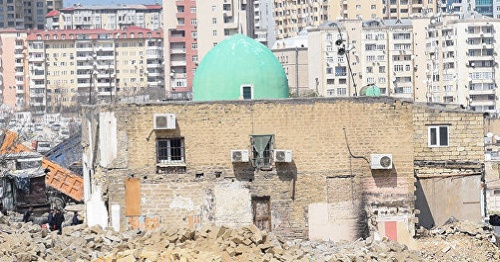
[[0, 212, 499, 262]]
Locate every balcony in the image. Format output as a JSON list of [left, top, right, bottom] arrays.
[[147, 63, 162, 68], [29, 56, 45, 62], [171, 60, 187, 66], [170, 47, 185, 54]]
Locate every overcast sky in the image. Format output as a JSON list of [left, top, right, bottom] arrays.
[[64, 0, 161, 7]]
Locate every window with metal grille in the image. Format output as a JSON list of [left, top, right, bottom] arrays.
[[157, 138, 185, 163], [251, 135, 274, 168]]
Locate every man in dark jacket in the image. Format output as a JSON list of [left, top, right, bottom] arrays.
[[47, 209, 54, 230], [22, 206, 33, 223], [54, 209, 65, 235], [71, 211, 80, 225]]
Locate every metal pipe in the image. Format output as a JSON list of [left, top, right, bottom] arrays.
[[295, 46, 299, 96]]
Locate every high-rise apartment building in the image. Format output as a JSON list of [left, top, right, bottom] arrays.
[[328, 0, 443, 20], [0, 30, 29, 110], [0, 0, 62, 29], [274, 0, 329, 40], [45, 4, 163, 30], [308, 19, 426, 99], [303, 12, 500, 113], [25, 27, 164, 114], [424, 13, 500, 113]]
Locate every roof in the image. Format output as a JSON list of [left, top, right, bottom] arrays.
[[61, 4, 161, 12], [26, 27, 163, 41], [193, 34, 289, 101], [45, 10, 60, 18]]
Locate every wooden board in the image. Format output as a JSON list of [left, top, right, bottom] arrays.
[[125, 178, 140, 216]]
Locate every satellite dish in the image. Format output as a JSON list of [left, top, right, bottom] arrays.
[[494, 135, 500, 140], [487, 132, 494, 138]]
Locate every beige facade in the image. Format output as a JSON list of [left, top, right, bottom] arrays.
[[45, 4, 163, 31], [274, 0, 329, 40], [272, 40, 309, 96], [82, 97, 484, 244], [424, 14, 500, 113], [26, 27, 164, 114], [195, 0, 250, 61], [328, 0, 439, 20]]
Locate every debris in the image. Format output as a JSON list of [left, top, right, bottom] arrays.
[[0, 213, 498, 261]]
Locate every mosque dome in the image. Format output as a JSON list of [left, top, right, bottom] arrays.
[[359, 84, 381, 97], [193, 34, 289, 101]]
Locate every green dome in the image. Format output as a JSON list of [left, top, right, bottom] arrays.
[[359, 85, 381, 96], [193, 34, 289, 101]]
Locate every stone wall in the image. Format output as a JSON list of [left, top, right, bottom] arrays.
[[81, 98, 482, 242]]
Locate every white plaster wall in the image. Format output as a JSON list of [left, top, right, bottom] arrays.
[[99, 112, 117, 168], [308, 202, 357, 242], [86, 186, 109, 229], [214, 182, 252, 228]]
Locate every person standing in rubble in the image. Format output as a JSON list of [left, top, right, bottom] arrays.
[[47, 209, 55, 230], [54, 209, 65, 235], [71, 211, 80, 226], [22, 206, 33, 223]]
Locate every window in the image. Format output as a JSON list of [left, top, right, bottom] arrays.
[[241, 85, 253, 99], [428, 126, 449, 147], [251, 135, 274, 167], [157, 138, 185, 163]]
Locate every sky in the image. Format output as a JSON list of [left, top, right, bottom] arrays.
[[64, 0, 161, 7]]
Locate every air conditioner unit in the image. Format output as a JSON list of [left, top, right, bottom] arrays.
[[231, 150, 249, 162], [153, 114, 176, 130], [274, 150, 292, 163], [370, 154, 393, 169]]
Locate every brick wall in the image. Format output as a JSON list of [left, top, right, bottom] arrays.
[[81, 98, 482, 240]]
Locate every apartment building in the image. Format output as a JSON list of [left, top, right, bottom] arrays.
[[45, 4, 163, 30], [307, 19, 426, 99], [0, 0, 62, 29], [0, 30, 28, 111], [274, 0, 329, 40], [253, 0, 275, 47], [328, 0, 443, 20], [25, 27, 164, 114], [425, 13, 500, 113]]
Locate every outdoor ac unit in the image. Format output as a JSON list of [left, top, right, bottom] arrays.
[[231, 150, 249, 162], [370, 154, 393, 169], [153, 114, 176, 130], [274, 150, 292, 163]]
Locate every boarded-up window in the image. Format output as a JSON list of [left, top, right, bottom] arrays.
[[125, 178, 140, 216], [252, 196, 271, 232]]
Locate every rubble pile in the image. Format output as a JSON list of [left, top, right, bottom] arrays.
[[417, 218, 500, 261], [0, 212, 499, 262]]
